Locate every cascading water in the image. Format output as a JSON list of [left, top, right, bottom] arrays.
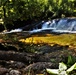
[[42, 21, 51, 29], [2, 18, 76, 34], [29, 21, 51, 33], [53, 18, 76, 33], [30, 19, 59, 33]]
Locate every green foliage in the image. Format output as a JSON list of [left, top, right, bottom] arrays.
[[0, 0, 76, 28], [46, 62, 76, 75], [67, 55, 76, 68]]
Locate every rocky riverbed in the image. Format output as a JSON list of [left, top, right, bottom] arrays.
[[0, 32, 76, 75], [0, 40, 76, 75]]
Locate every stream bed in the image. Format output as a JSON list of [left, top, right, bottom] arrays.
[[0, 35, 76, 75]]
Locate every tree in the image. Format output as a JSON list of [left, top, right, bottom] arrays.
[[0, 0, 76, 30]]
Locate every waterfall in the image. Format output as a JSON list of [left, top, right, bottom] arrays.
[[53, 18, 76, 33], [30, 21, 51, 33], [30, 19, 59, 33], [42, 21, 51, 29], [2, 18, 76, 34]]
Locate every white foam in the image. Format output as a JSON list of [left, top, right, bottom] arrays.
[[10, 28, 22, 32]]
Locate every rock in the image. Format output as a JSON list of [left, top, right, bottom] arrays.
[[0, 51, 34, 63], [0, 60, 25, 69], [7, 61, 25, 69], [0, 67, 8, 75], [37, 44, 65, 54], [23, 62, 58, 73], [9, 70, 21, 75], [0, 43, 6, 50]]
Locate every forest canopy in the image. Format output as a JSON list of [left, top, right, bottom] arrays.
[[0, 0, 76, 29]]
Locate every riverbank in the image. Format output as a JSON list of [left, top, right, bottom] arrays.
[[0, 33, 76, 75]]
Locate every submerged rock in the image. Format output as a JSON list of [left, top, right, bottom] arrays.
[[9, 70, 21, 75]]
